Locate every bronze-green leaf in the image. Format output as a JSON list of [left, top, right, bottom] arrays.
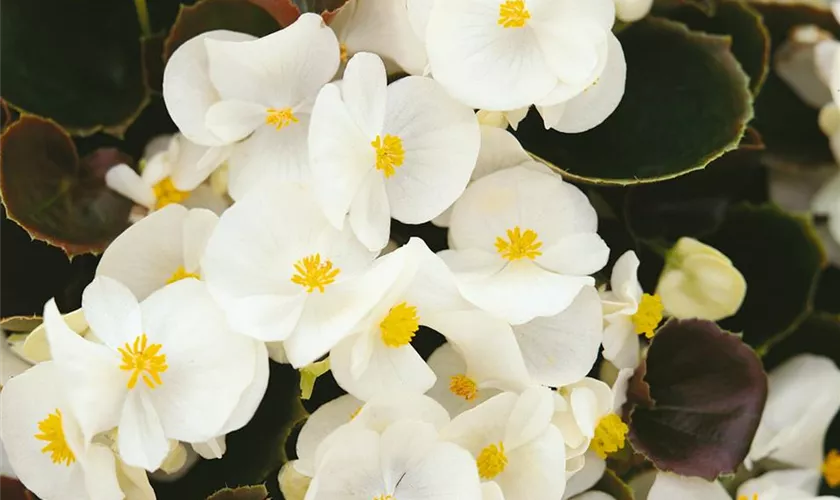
[[516, 17, 752, 185], [0, 0, 150, 137], [206, 485, 269, 500], [627, 318, 768, 480], [0, 116, 133, 256]]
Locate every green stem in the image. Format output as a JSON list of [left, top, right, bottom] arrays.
[[133, 0, 151, 37]]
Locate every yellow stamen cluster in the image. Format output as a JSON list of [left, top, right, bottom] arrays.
[[632, 293, 664, 339], [449, 374, 478, 401], [498, 0, 530, 28], [339, 43, 349, 63], [266, 107, 299, 130], [590, 413, 628, 459], [476, 442, 508, 479], [495, 226, 542, 261], [380, 302, 420, 348], [152, 177, 190, 210], [291, 254, 341, 293], [349, 407, 363, 421], [373, 496, 394, 500], [166, 265, 200, 285], [35, 409, 75, 466], [823, 449, 840, 487], [737, 495, 758, 500], [371, 134, 405, 178], [118, 334, 168, 389]]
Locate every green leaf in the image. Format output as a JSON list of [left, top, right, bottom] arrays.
[[152, 363, 307, 499], [0, 0, 150, 137], [653, 0, 717, 16], [206, 485, 269, 500], [657, 0, 770, 95], [703, 204, 826, 349], [762, 312, 840, 371], [0, 116, 133, 256], [163, 0, 282, 62], [516, 17, 752, 185], [750, 2, 840, 167], [626, 319, 767, 480], [816, 266, 840, 315]]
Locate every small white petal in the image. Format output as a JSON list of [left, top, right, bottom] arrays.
[[106, 164, 156, 209]]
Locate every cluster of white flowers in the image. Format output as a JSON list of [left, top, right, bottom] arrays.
[[3, 1, 832, 500]]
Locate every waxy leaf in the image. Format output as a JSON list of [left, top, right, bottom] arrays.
[[0, 116, 133, 256], [762, 313, 840, 371], [627, 319, 768, 479], [206, 485, 269, 500], [0, 0, 149, 136], [816, 266, 840, 315], [516, 17, 752, 184]]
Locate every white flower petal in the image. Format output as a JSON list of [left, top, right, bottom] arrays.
[[170, 138, 231, 191], [496, 424, 566, 499], [504, 386, 555, 449], [615, 0, 653, 22], [216, 341, 270, 435], [82, 443, 124, 500], [341, 52, 387, 137], [81, 276, 144, 348], [205, 99, 265, 143], [442, 392, 517, 455], [348, 173, 392, 251], [736, 468, 821, 500], [191, 436, 227, 460], [608, 250, 643, 310], [647, 472, 729, 500], [538, 233, 610, 276], [472, 126, 533, 180], [296, 394, 363, 475], [563, 450, 605, 499], [105, 164, 156, 209], [426, 343, 500, 417], [306, 427, 384, 499], [118, 390, 169, 471], [181, 208, 219, 273], [601, 316, 640, 370]]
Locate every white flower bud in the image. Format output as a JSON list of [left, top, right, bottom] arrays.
[[278, 461, 312, 500]]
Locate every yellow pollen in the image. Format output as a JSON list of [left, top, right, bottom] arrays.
[[449, 374, 478, 401], [266, 107, 299, 130], [498, 0, 530, 28], [823, 449, 840, 487], [291, 254, 341, 293], [380, 302, 420, 348], [495, 226, 542, 261], [476, 442, 508, 480], [35, 409, 75, 466], [371, 134, 405, 178], [152, 177, 190, 210], [632, 293, 664, 339], [373, 496, 394, 500], [118, 334, 168, 390], [166, 266, 200, 285], [339, 43, 349, 63], [590, 413, 629, 459], [737, 495, 758, 500], [349, 406, 362, 421]]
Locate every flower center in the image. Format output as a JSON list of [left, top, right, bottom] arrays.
[[371, 134, 405, 178], [631, 293, 664, 339], [118, 334, 169, 389], [35, 409, 75, 466], [373, 496, 394, 500], [339, 43, 349, 63], [291, 253, 341, 293], [266, 107, 299, 130], [476, 442, 508, 480], [380, 302, 420, 348], [737, 495, 758, 500], [590, 413, 628, 459], [166, 266, 200, 285], [823, 449, 840, 487], [449, 374, 478, 401], [152, 177, 190, 210], [498, 0, 530, 28], [495, 226, 542, 261]]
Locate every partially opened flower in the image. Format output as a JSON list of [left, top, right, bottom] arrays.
[[426, 0, 616, 112], [613, 0, 652, 23], [105, 134, 230, 216], [305, 419, 482, 500], [442, 387, 566, 499], [442, 165, 609, 325], [329, 0, 427, 75], [43, 276, 265, 471], [309, 52, 480, 251], [599, 251, 663, 370], [0, 361, 151, 500], [201, 182, 405, 367], [96, 205, 218, 301], [163, 15, 340, 199]]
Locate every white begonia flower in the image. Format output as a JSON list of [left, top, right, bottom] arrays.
[[96, 205, 218, 301], [775, 25, 835, 109], [309, 52, 480, 251], [305, 419, 482, 500], [441, 387, 566, 499], [563, 450, 607, 500], [163, 16, 340, 200], [599, 251, 664, 370], [441, 165, 609, 325], [19, 308, 92, 364], [329, 0, 427, 75], [645, 472, 729, 500], [0, 361, 151, 500], [106, 133, 230, 216], [613, 0, 652, 23], [737, 468, 830, 500], [43, 276, 265, 471], [201, 182, 405, 367], [748, 355, 840, 471], [655, 237, 746, 321], [426, 0, 616, 112]]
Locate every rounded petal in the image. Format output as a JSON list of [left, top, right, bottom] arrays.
[[162, 30, 255, 146], [537, 233, 610, 276], [426, 0, 557, 110], [96, 204, 190, 301], [306, 426, 384, 499], [117, 390, 169, 471], [216, 341, 270, 435], [181, 207, 219, 273], [204, 99, 265, 143], [601, 316, 640, 370], [442, 392, 518, 456], [81, 276, 144, 348], [563, 451, 606, 499], [607, 250, 643, 311], [341, 52, 387, 138], [348, 173, 392, 251], [504, 386, 555, 449], [615, 0, 653, 23], [472, 126, 532, 180], [105, 164, 156, 209], [512, 285, 603, 387], [296, 394, 363, 475], [382, 76, 481, 223], [170, 138, 231, 191], [495, 424, 566, 500], [426, 343, 498, 417], [647, 472, 729, 500]]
